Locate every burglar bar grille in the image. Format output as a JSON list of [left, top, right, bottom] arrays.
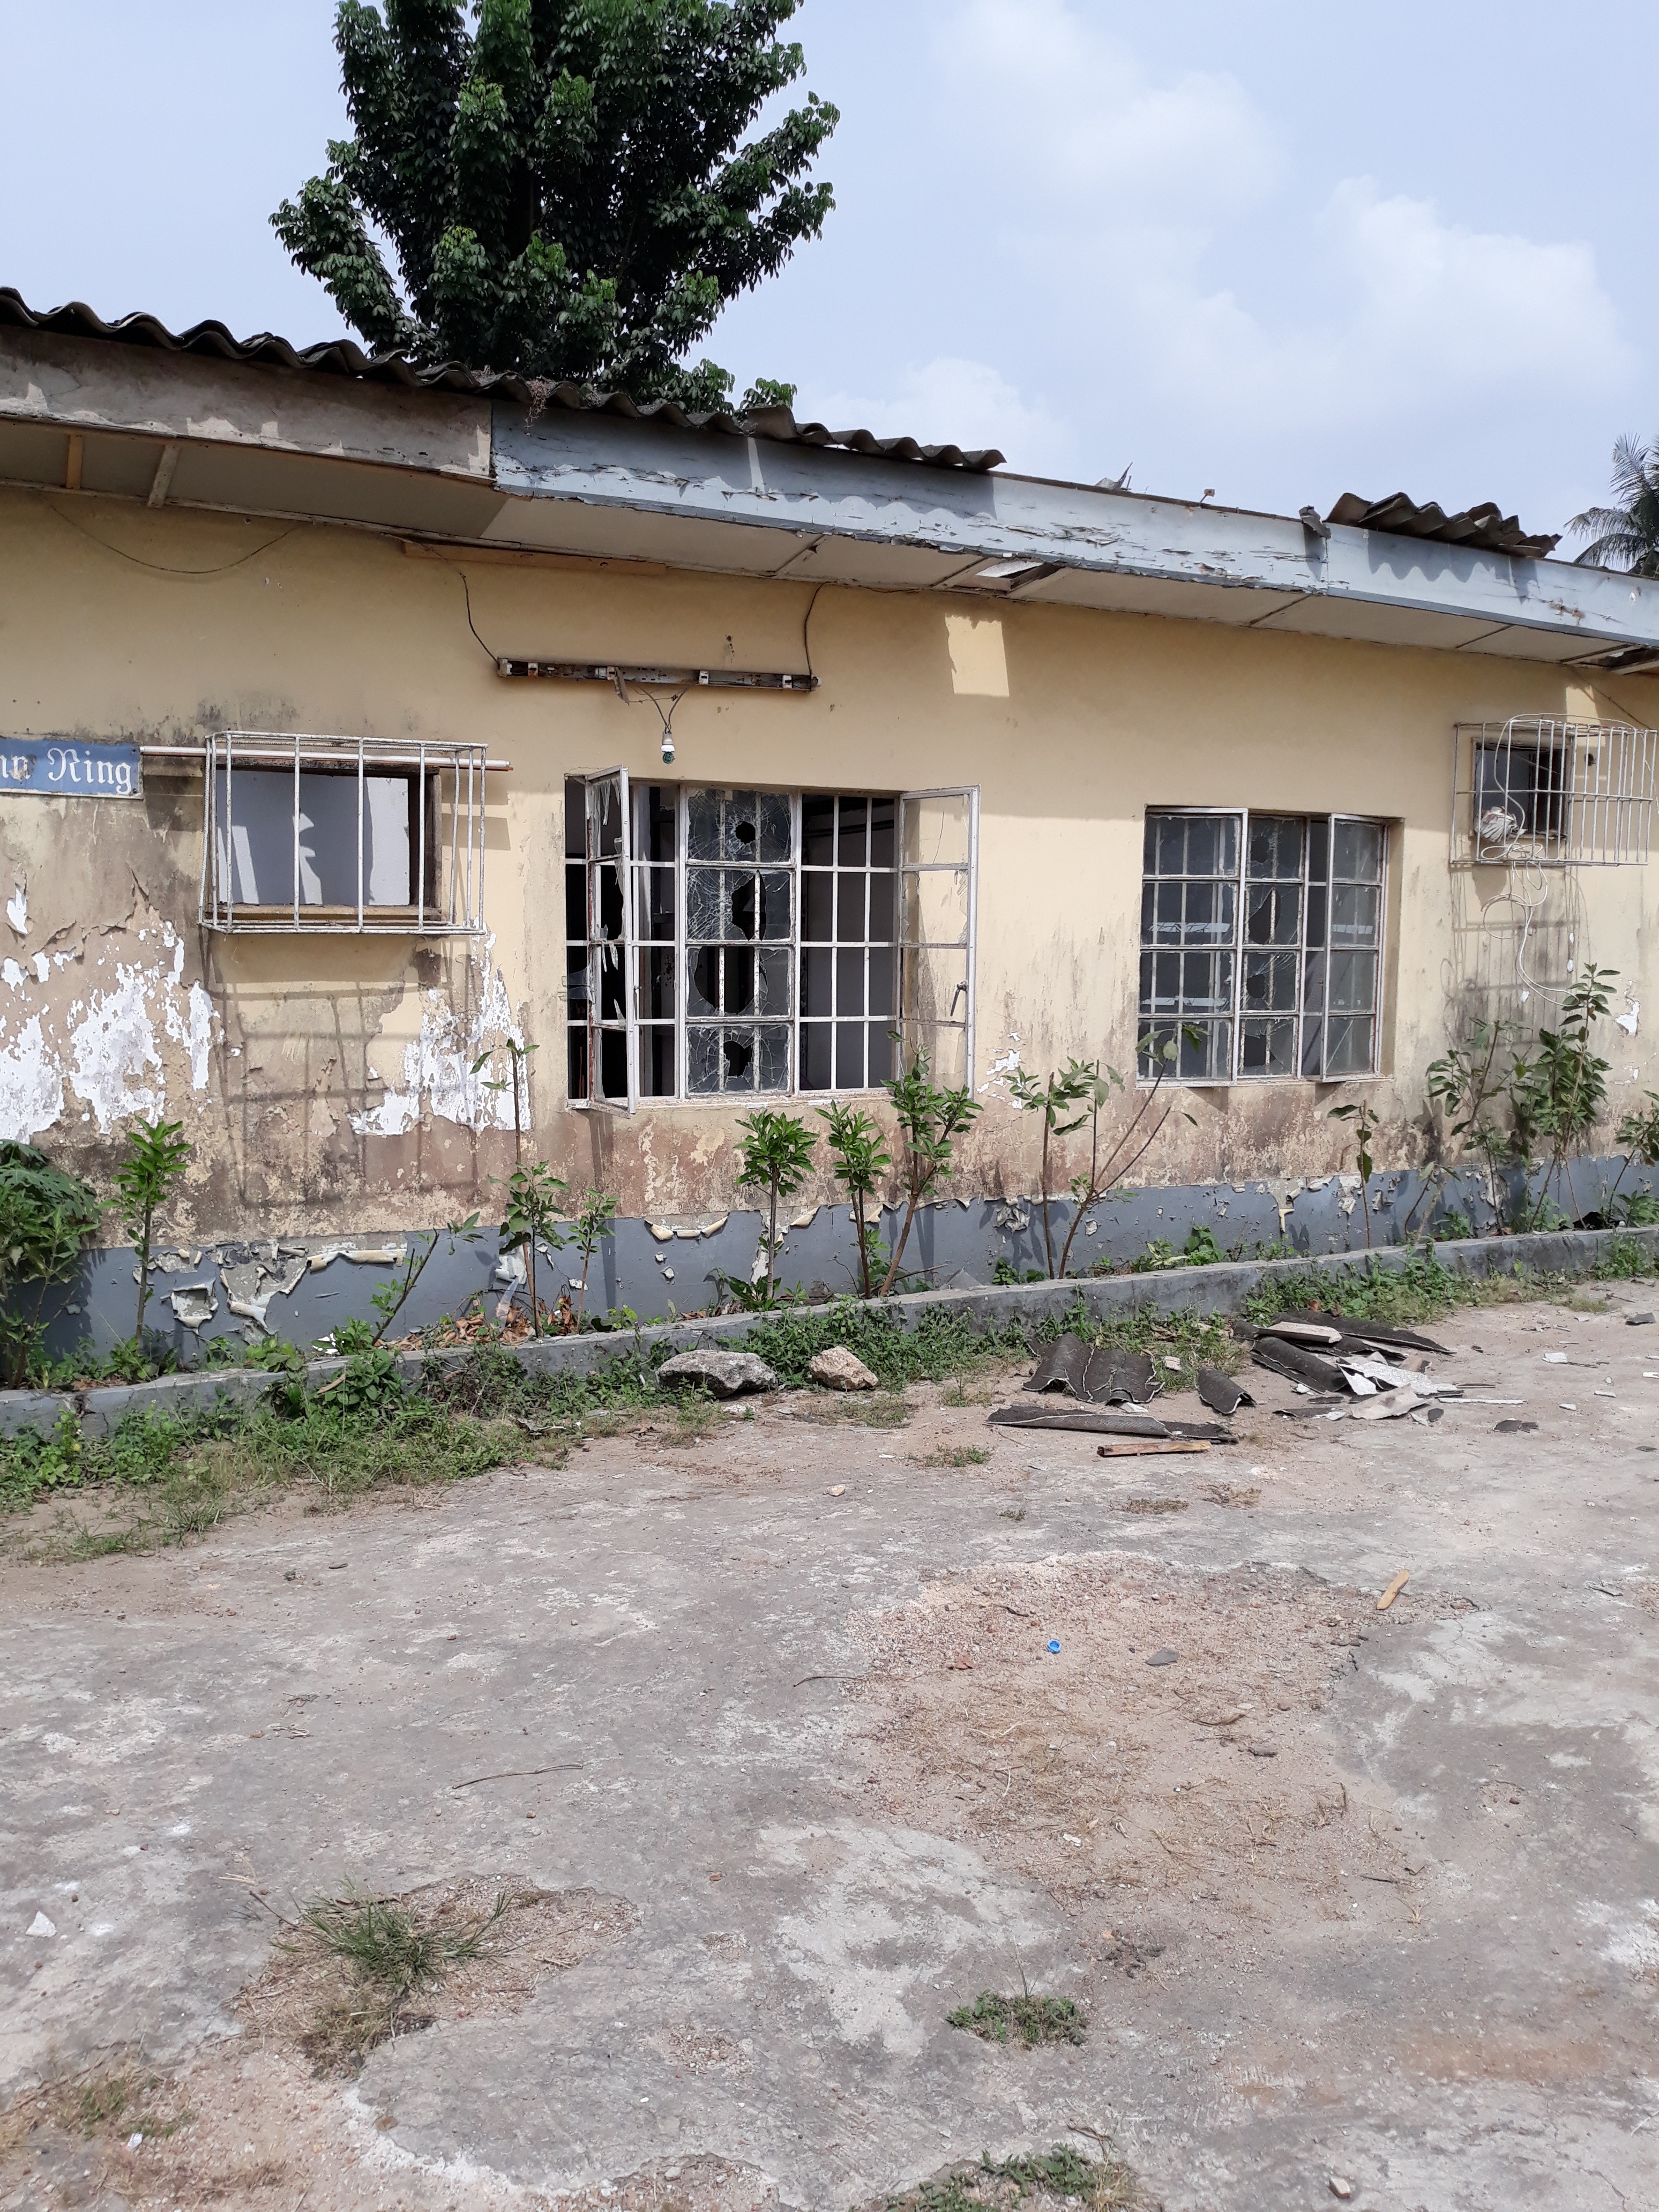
[[1451, 718, 1656, 868], [194, 730, 493, 935]]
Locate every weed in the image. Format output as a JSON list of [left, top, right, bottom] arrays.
[[743, 1299, 1029, 1391], [293, 1887, 506, 2072], [946, 1991, 1087, 2048], [911, 1444, 990, 1467], [882, 2143, 1135, 2211], [794, 1391, 912, 1429], [1120, 1496, 1187, 1515]]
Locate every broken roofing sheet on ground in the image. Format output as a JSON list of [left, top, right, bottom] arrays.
[[988, 1333, 1235, 1444], [1241, 1312, 1461, 1424]]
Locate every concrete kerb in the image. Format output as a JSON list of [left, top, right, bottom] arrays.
[[4, 1222, 1655, 1445]]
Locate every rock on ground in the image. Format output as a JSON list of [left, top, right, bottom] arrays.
[[656, 1349, 778, 1398], [809, 1346, 880, 1391]]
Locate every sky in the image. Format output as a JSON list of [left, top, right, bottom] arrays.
[[1, 0, 1651, 536]]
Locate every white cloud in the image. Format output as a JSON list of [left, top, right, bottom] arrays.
[[793, 356, 1079, 479]]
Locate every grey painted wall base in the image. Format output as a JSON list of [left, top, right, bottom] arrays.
[[5, 1219, 1655, 1444], [23, 1155, 1657, 1373]]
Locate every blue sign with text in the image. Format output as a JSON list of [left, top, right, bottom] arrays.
[[0, 741, 143, 799]]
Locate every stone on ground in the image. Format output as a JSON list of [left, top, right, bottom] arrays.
[[808, 1346, 880, 1391], [656, 1349, 778, 1398]]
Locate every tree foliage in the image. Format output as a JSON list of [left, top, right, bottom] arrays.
[[273, 0, 838, 407], [1567, 432, 1659, 576]]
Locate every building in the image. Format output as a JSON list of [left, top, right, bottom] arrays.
[[1, 288, 1655, 1344]]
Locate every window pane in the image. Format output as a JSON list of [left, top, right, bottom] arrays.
[[1333, 818, 1382, 883], [869, 945, 895, 1017], [802, 870, 833, 941], [1328, 950, 1377, 1015], [1331, 883, 1379, 946], [567, 1026, 589, 1102], [686, 1026, 722, 1093], [757, 947, 792, 1016], [641, 1026, 675, 1097], [868, 1023, 895, 1085], [801, 795, 836, 867], [1249, 815, 1302, 880], [868, 872, 896, 942], [564, 778, 588, 860], [723, 946, 756, 1016], [639, 946, 675, 1020], [591, 777, 624, 861], [802, 946, 832, 1017], [687, 944, 720, 1018], [565, 861, 586, 941], [759, 871, 793, 940], [838, 796, 868, 865], [1154, 815, 1187, 875], [869, 799, 896, 871], [835, 1023, 865, 1089], [755, 792, 793, 863], [686, 867, 720, 941], [1325, 1014, 1376, 1076], [758, 1025, 790, 1090], [687, 789, 722, 861], [596, 862, 625, 943], [637, 785, 677, 863], [726, 871, 758, 942], [1240, 1016, 1297, 1077], [801, 1022, 832, 1089], [599, 1026, 628, 1100], [836, 872, 866, 943], [836, 948, 865, 1015]]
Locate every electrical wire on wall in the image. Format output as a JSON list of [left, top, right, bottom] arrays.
[[614, 674, 689, 764]]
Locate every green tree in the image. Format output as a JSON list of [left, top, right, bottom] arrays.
[[112, 1118, 193, 1342], [273, 0, 838, 407], [566, 1186, 618, 1327], [496, 1160, 567, 1336], [817, 1102, 890, 1298], [1567, 434, 1659, 575], [878, 1050, 980, 1297], [735, 1109, 816, 1305]]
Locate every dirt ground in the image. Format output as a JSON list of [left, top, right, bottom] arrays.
[[3, 1289, 1657, 2211]]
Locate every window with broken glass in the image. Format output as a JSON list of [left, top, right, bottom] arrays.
[[565, 780, 974, 1105], [1139, 810, 1385, 1082]]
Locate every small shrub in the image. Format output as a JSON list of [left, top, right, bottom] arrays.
[[946, 1990, 1087, 2047]]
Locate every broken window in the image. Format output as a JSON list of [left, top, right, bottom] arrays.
[[564, 781, 975, 1105], [200, 732, 489, 935], [1140, 810, 1385, 1082], [1453, 718, 1657, 866]]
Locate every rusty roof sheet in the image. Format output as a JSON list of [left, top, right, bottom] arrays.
[[0, 287, 1005, 473], [1326, 490, 1558, 561]]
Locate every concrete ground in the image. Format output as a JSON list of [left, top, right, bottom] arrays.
[[3, 1290, 1658, 2211]]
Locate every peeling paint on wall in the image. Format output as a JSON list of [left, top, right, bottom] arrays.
[[351, 952, 518, 1138], [0, 918, 220, 1142]]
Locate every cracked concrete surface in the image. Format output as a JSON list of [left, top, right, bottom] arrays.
[[3, 1294, 1658, 2210]]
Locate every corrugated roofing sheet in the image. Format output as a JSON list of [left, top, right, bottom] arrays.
[[0, 287, 1005, 474], [1326, 490, 1558, 561]]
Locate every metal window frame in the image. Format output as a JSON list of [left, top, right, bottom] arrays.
[[794, 794, 902, 1097], [565, 776, 962, 1105], [1139, 807, 1386, 1087], [190, 729, 492, 936], [678, 785, 799, 1101], [898, 786, 980, 1093], [581, 766, 637, 1114]]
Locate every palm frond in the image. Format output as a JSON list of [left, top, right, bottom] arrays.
[[1568, 434, 1659, 572]]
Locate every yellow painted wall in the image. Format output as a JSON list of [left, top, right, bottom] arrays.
[[0, 480, 1653, 1238]]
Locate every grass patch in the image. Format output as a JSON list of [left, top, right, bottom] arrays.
[[743, 1301, 1030, 1389], [911, 1445, 991, 1468], [946, 1990, 1087, 2049], [1240, 1237, 1658, 1332], [292, 1887, 506, 2074], [793, 1390, 912, 1429], [1119, 1496, 1187, 1515], [879, 2143, 1136, 2212]]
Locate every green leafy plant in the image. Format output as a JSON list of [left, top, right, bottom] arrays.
[[0, 1141, 104, 1384], [470, 1036, 536, 1164], [496, 1163, 567, 1337], [1518, 963, 1618, 1230], [110, 1117, 192, 1342], [1010, 1057, 1102, 1277], [1608, 1089, 1659, 1221], [1328, 1097, 1380, 1248], [1417, 1015, 1520, 1237], [371, 1214, 482, 1344], [315, 1347, 408, 1424], [735, 1109, 817, 1306], [817, 1102, 891, 1298], [565, 1188, 618, 1329], [328, 1316, 377, 1355], [878, 1049, 980, 1296], [946, 1989, 1087, 2048], [271, 0, 838, 408]]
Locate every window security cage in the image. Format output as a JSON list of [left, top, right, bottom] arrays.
[[1451, 718, 1656, 868], [147, 731, 502, 935]]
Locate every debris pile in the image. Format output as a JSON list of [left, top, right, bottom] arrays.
[[1239, 1312, 1459, 1424], [989, 1332, 1236, 1452]]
